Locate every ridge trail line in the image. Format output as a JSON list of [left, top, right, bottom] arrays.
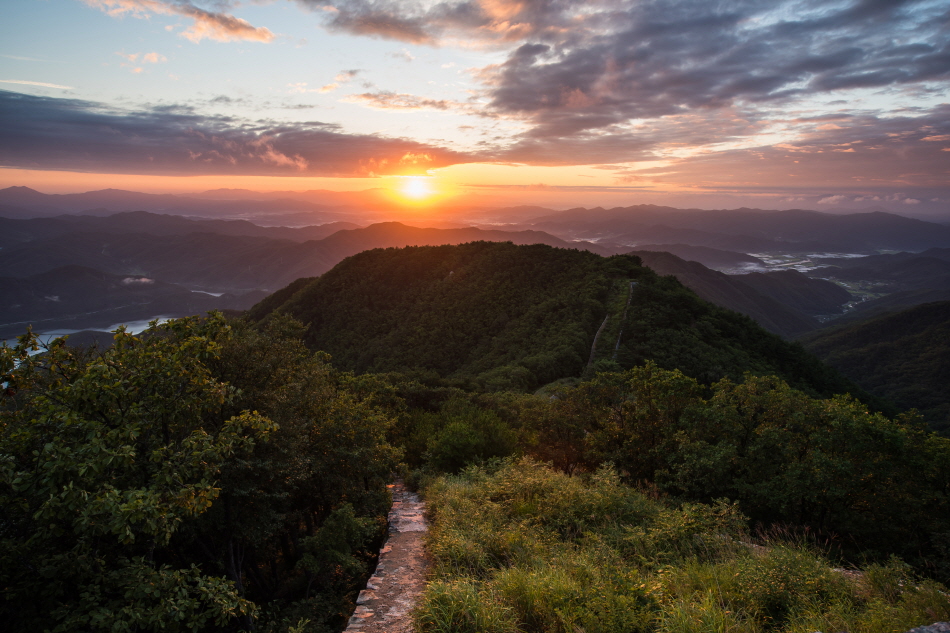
[[345, 481, 429, 633], [612, 281, 637, 361], [586, 314, 610, 371], [586, 280, 637, 370]]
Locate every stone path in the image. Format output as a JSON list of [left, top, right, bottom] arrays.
[[345, 481, 429, 633]]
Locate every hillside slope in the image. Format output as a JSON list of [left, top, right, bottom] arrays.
[[0, 211, 359, 247], [802, 301, 950, 434], [734, 270, 851, 318], [631, 250, 824, 339], [631, 243, 766, 271], [252, 242, 863, 398]]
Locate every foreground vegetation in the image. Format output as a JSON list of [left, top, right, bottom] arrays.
[[416, 459, 950, 633], [4, 311, 949, 632], [1, 314, 396, 632], [394, 363, 950, 578]]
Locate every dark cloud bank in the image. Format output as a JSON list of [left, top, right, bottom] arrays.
[[0, 90, 475, 176]]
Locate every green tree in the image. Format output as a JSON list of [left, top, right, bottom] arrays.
[[0, 316, 266, 631], [0, 314, 400, 632]]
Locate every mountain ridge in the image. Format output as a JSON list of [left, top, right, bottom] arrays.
[[251, 241, 866, 399]]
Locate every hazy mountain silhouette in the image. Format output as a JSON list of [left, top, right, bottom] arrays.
[[0, 211, 359, 248], [527, 206, 950, 252], [6, 187, 949, 253], [0, 220, 616, 294], [735, 270, 852, 318], [0, 186, 355, 222]]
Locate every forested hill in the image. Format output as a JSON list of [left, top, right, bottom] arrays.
[[802, 300, 950, 435], [251, 241, 863, 398]]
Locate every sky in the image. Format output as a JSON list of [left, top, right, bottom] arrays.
[[1, 0, 949, 215]]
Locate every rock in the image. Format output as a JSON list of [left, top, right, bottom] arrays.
[[906, 624, 950, 633]]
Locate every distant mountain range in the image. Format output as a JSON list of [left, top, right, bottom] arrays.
[[520, 205, 950, 253], [4, 187, 950, 252], [0, 185, 361, 224], [0, 209, 865, 340], [0, 211, 359, 248], [0, 220, 613, 293], [4, 190, 950, 343], [0, 185, 519, 226]]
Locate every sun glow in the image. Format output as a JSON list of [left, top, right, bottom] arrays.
[[400, 176, 432, 199]]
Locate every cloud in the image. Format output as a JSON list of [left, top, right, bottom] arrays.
[[300, 0, 612, 47], [483, 1, 949, 136], [335, 69, 360, 81], [495, 107, 766, 166], [117, 50, 167, 73], [345, 90, 460, 111], [1, 54, 46, 62], [302, 0, 950, 151], [0, 89, 478, 176], [0, 79, 73, 89], [288, 82, 318, 93], [82, 0, 274, 43], [142, 52, 167, 64], [818, 195, 849, 204], [312, 1, 435, 44], [318, 69, 361, 93], [391, 48, 415, 61], [620, 105, 950, 195]]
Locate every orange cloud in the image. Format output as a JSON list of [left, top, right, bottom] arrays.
[[345, 91, 459, 111], [83, 0, 274, 43]]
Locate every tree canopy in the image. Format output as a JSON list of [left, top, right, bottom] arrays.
[[0, 314, 397, 632]]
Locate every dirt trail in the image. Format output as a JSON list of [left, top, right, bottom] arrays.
[[345, 482, 429, 633]]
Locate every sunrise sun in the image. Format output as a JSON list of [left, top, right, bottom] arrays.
[[400, 176, 432, 200]]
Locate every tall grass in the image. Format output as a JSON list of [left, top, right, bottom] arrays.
[[415, 458, 950, 633]]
